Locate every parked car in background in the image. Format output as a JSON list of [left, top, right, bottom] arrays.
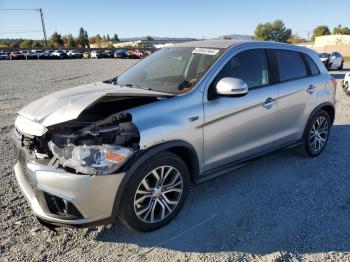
[[103, 50, 113, 58], [10, 51, 26, 60], [0, 51, 9, 60], [130, 49, 143, 59], [114, 49, 128, 58], [12, 40, 336, 232], [38, 51, 58, 60], [126, 50, 133, 58], [83, 52, 91, 59], [319, 52, 344, 70], [143, 50, 152, 57], [91, 50, 103, 59], [25, 50, 43, 60], [342, 72, 350, 95], [52, 50, 68, 59], [67, 50, 83, 59]]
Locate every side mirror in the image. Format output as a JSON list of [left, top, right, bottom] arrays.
[[216, 77, 248, 96]]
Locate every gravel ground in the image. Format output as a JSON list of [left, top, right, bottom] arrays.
[[1, 59, 350, 262]]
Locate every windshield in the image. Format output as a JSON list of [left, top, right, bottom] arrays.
[[319, 53, 330, 58], [114, 47, 223, 94]]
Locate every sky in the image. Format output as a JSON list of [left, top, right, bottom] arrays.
[[0, 0, 349, 40]]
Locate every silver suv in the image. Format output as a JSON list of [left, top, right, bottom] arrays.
[[13, 40, 336, 231]]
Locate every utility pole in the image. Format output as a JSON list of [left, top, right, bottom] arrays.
[[38, 9, 48, 47], [306, 31, 311, 42], [0, 8, 48, 47]]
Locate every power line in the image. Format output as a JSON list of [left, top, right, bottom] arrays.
[[0, 8, 48, 46], [0, 8, 38, 11], [0, 31, 42, 35]]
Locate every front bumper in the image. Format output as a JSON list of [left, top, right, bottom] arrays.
[[14, 151, 126, 226]]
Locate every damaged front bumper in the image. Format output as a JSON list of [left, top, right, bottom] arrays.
[[14, 149, 125, 226]]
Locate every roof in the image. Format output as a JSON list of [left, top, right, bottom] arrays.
[[176, 39, 253, 49]]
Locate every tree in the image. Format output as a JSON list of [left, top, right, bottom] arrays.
[[113, 34, 119, 42], [311, 25, 331, 42], [145, 35, 154, 41], [254, 20, 292, 42], [49, 32, 64, 48], [106, 34, 110, 41], [32, 41, 42, 48], [19, 39, 34, 48], [84, 30, 89, 48], [333, 25, 350, 35], [78, 27, 89, 48], [9, 40, 20, 48], [66, 34, 76, 48], [223, 35, 232, 40], [287, 34, 304, 44]]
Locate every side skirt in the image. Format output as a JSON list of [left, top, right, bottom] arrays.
[[194, 140, 302, 184]]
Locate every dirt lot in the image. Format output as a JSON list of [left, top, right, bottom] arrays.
[[1, 59, 350, 262]]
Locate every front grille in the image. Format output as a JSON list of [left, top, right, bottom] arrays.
[[43, 192, 83, 219]]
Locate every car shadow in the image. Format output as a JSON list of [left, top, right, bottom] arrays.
[[95, 124, 350, 255]]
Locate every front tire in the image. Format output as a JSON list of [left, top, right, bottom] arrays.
[[296, 110, 331, 157], [119, 151, 190, 232]]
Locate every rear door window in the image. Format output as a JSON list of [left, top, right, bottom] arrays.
[[275, 49, 307, 81]]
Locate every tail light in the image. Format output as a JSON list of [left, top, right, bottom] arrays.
[[331, 77, 337, 89]]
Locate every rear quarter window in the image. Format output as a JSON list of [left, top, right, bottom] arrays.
[[304, 54, 320, 76], [275, 49, 307, 82]]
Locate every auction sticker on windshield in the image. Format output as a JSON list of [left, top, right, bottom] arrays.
[[192, 48, 220, 55]]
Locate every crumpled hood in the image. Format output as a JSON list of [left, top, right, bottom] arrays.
[[18, 82, 171, 127], [320, 57, 329, 62]]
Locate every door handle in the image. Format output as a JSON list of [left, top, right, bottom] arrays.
[[307, 85, 316, 94], [262, 97, 276, 109]]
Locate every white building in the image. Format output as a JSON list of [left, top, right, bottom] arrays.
[[314, 35, 350, 47]]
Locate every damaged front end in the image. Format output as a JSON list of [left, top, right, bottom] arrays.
[[11, 83, 174, 225], [15, 111, 140, 175], [48, 112, 139, 174]]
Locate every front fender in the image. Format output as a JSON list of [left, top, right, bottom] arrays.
[[112, 140, 199, 217]]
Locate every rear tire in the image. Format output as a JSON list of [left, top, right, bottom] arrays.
[[339, 62, 344, 70], [295, 110, 331, 157], [119, 151, 190, 232]]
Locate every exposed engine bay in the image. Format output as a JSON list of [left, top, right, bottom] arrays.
[[16, 95, 164, 174]]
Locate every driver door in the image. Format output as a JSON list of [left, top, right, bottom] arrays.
[[202, 49, 278, 172]]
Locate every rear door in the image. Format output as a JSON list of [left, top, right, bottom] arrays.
[[202, 48, 278, 172], [273, 49, 318, 145]]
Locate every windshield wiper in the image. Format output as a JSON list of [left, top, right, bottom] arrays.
[[106, 76, 118, 85]]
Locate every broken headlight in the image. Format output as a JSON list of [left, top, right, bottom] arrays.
[[48, 141, 134, 174]]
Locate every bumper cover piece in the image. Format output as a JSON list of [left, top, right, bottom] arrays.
[[14, 156, 125, 226]]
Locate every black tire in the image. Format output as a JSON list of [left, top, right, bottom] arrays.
[[295, 110, 331, 157], [346, 87, 350, 96], [119, 151, 190, 232], [344, 81, 349, 90], [339, 62, 344, 70]]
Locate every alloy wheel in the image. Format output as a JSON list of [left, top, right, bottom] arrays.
[[309, 116, 329, 152], [133, 165, 183, 223]]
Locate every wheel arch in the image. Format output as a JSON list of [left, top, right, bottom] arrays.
[[303, 102, 335, 139], [111, 140, 200, 217]]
